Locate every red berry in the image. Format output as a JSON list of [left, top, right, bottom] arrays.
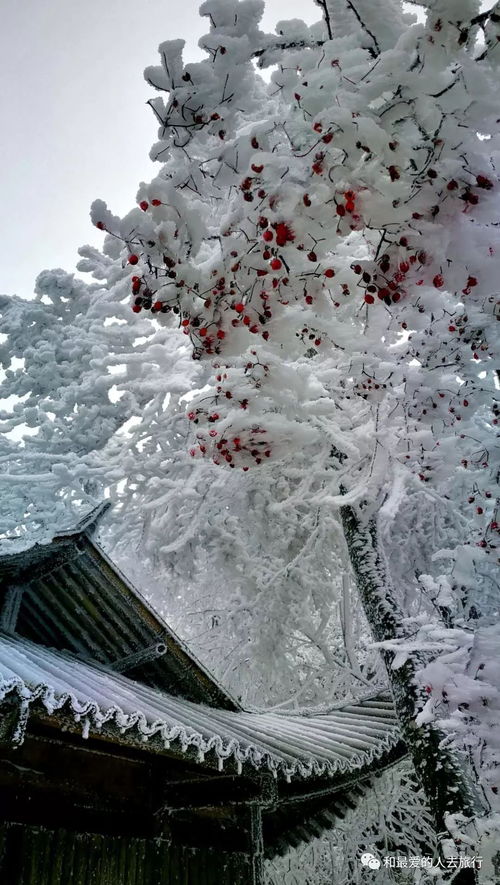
[[270, 258, 282, 271], [251, 164, 264, 173], [151, 199, 162, 206], [96, 221, 106, 230], [322, 133, 333, 144], [263, 230, 273, 242], [336, 204, 346, 216], [199, 328, 207, 337], [364, 294, 375, 304], [433, 274, 444, 288], [153, 301, 163, 311], [307, 251, 317, 262], [275, 223, 295, 247], [132, 304, 142, 313], [447, 179, 458, 191], [128, 254, 139, 265], [324, 268, 335, 278], [303, 193, 311, 207], [477, 507, 484, 515], [476, 175, 493, 189], [217, 330, 225, 339], [313, 122, 323, 133], [139, 200, 149, 211], [234, 303, 244, 313]]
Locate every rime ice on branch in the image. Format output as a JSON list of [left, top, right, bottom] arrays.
[[89, 0, 498, 527]]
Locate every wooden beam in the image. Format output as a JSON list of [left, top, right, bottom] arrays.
[[0, 586, 24, 633], [161, 774, 277, 810], [109, 641, 168, 673]]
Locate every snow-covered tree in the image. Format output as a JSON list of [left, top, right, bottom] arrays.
[[2, 0, 500, 876]]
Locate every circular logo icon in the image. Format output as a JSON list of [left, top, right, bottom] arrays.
[[360, 852, 381, 870]]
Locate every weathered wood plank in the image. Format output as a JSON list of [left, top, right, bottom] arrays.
[[0, 823, 264, 884]]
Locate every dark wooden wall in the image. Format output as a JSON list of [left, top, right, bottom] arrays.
[[0, 717, 265, 884], [0, 824, 262, 885]]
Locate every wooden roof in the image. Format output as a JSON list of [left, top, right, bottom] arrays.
[[0, 633, 401, 782], [0, 506, 407, 859], [0, 504, 238, 711]]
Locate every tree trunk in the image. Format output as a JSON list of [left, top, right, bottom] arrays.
[[340, 501, 482, 871]]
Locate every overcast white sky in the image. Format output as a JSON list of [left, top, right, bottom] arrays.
[[1, 0, 320, 301]]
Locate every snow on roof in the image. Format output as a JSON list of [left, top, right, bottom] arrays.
[[0, 634, 400, 781]]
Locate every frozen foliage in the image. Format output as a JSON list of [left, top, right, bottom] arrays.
[[0, 269, 200, 548], [2, 0, 500, 872], [106, 454, 385, 707], [264, 760, 439, 885]]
